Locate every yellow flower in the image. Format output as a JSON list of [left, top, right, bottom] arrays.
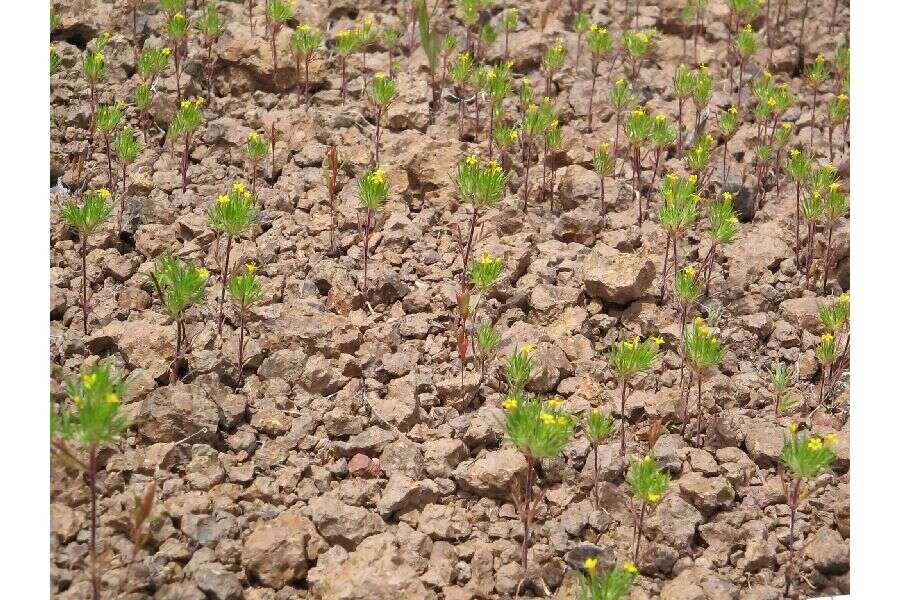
[[685, 266, 696, 278], [95, 52, 105, 63], [298, 24, 310, 32], [180, 100, 191, 109], [829, 182, 841, 192], [838, 293, 849, 304], [364, 16, 373, 27], [643, 455, 652, 464], [370, 169, 386, 184], [728, 107, 738, 115], [466, 155, 478, 167], [631, 109, 644, 117], [688, 174, 697, 183], [807, 437, 823, 451], [816, 54, 825, 64], [556, 416, 569, 426], [782, 122, 792, 130], [789, 148, 800, 157], [105, 392, 119, 405], [82, 373, 98, 389], [217, 194, 229, 204], [722, 191, 733, 201], [651, 337, 664, 347], [546, 398, 563, 409], [590, 24, 598, 32], [489, 159, 501, 173], [162, 48, 171, 57], [246, 263, 257, 275], [838, 94, 848, 102], [502, 398, 518, 411], [540, 412, 556, 425], [73, 395, 82, 406], [522, 77, 530, 85], [115, 100, 125, 110], [510, 131, 518, 141], [248, 132, 258, 141], [197, 268, 210, 280], [744, 24, 753, 32], [97, 188, 111, 200], [615, 78, 625, 86], [623, 562, 638, 575], [584, 558, 598, 574], [195, 97, 205, 107], [233, 181, 247, 194], [729, 216, 738, 224], [648, 493, 661, 503], [655, 114, 666, 122], [550, 119, 559, 128], [600, 143, 609, 151], [825, 434, 838, 445], [822, 333, 834, 343], [375, 72, 386, 80], [520, 345, 534, 357], [788, 422, 798, 434], [665, 172, 678, 182]]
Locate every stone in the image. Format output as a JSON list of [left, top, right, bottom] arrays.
[[185, 444, 225, 490], [677, 473, 735, 515], [653, 433, 687, 474], [646, 495, 703, 552], [50, 503, 81, 542], [453, 448, 528, 499], [582, 244, 655, 304], [193, 563, 242, 600], [744, 423, 785, 466], [368, 376, 421, 431], [348, 453, 383, 479], [240, 507, 325, 589], [377, 473, 440, 516], [804, 527, 849, 574], [418, 503, 472, 540], [138, 384, 219, 444], [250, 408, 292, 436], [309, 494, 387, 549]]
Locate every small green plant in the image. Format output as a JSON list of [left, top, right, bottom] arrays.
[[134, 46, 170, 135], [733, 24, 757, 107], [112, 125, 141, 227], [164, 10, 189, 102], [817, 293, 850, 397], [585, 25, 612, 131], [321, 145, 344, 254], [245, 132, 268, 197], [51, 362, 131, 600], [501, 8, 518, 59], [805, 55, 831, 147], [683, 0, 709, 62], [358, 16, 377, 89], [455, 156, 509, 278], [610, 78, 635, 160], [820, 183, 848, 292], [658, 174, 700, 302], [681, 317, 725, 446], [649, 114, 677, 187], [542, 41, 567, 97], [448, 52, 473, 140], [82, 33, 110, 125], [578, 561, 637, 600], [502, 386, 574, 575], [572, 13, 590, 75], [418, 0, 442, 117], [592, 143, 615, 220], [684, 134, 714, 183], [690, 65, 713, 134], [383, 27, 401, 78], [208, 182, 258, 335], [785, 148, 812, 261], [608, 336, 661, 453], [769, 362, 795, 415], [624, 108, 653, 224], [195, 1, 223, 96], [672, 64, 694, 157], [265, 0, 294, 87], [60, 188, 113, 335], [621, 29, 656, 80], [96, 100, 125, 190], [542, 119, 563, 210], [471, 64, 491, 143], [701, 192, 740, 295], [800, 189, 825, 289], [717, 106, 741, 180], [780, 425, 837, 597], [227, 263, 264, 382], [826, 93, 849, 161], [51, 45, 61, 76], [439, 34, 457, 104], [335, 28, 362, 102], [474, 320, 501, 394], [368, 74, 397, 166], [486, 63, 513, 159], [584, 408, 615, 508], [626, 455, 670, 561], [168, 97, 204, 192], [357, 168, 389, 296], [148, 253, 209, 384], [673, 265, 701, 335]]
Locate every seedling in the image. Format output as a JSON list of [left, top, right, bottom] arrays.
[[149, 254, 209, 384], [208, 182, 258, 335], [584, 408, 615, 508], [820, 184, 848, 293], [542, 41, 567, 97], [135, 46, 170, 136], [321, 145, 344, 253], [358, 16, 377, 89], [439, 35, 458, 107], [542, 119, 562, 210], [265, 0, 293, 87], [700, 193, 740, 295], [476, 21, 497, 63], [681, 317, 725, 446], [673, 64, 694, 156], [573, 13, 590, 75], [592, 143, 615, 220], [486, 64, 513, 158], [673, 266, 701, 336], [585, 26, 612, 131], [383, 27, 401, 78], [455, 156, 509, 281], [826, 94, 849, 161], [769, 362, 795, 414], [196, 1, 223, 95], [418, 0, 442, 118], [785, 148, 811, 261], [520, 101, 553, 210], [610, 79, 635, 160], [780, 426, 837, 597], [471, 64, 491, 143], [112, 125, 141, 227], [164, 11, 189, 102], [368, 74, 397, 166], [623, 108, 653, 223], [733, 25, 757, 107], [621, 29, 655, 80], [502, 8, 518, 59], [448, 53, 473, 140], [467, 253, 503, 378], [690, 65, 713, 134], [82, 33, 110, 126], [502, 389, 574, 576], [96, 101, 125, 189], [804, 56, 830, 147], [335, 29, 362, 101], [649, 114, 677, 188], [245, 132, 268, 197], [800, 190, 824, 288], [357, 168, 389, 295], [227, 263, 264, 382], [658, 173, 699, 302], [626, 455, 670, 561], [608, 336, 661, 453], [51, 45, 61, 77], [474, 320, 501, 395], [684, 134, 713, 185], [60, 189, 113, 334], [716, 106, 740, 181], [167, 97, 204, 192], [818, 294, 850, 397], [51, 363, 131, 600], [578, 561, 637, 600]]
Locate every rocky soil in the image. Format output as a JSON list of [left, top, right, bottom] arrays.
[[50, 1, 849, 599]]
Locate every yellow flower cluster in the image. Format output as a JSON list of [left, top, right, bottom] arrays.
[[217, 194, 229, 204], [728, 107, 738, 115], [105, 392, 119, 405], [539, 412, 569, 427], [162, 48, 171, 57], [197, 267, 210, 280], [807, 437, 823, 451], [838, 293, 849, 304], [369, 169, 386, 185], [502, 398, 518, 411], [246, 263, 257, 275], [722, 191, 733, 201], [466, 155, 479, 166], [546, 398, 563, 409], [822, 333, 834, 343], [651, 337, 664, 347], [684, 265, 696, 278], [623, 562, 638, 575], [520, 344, 534, 356], [83, 373, 98, 388], [98, 188, 111, 200], [584, 558, 598, 574]]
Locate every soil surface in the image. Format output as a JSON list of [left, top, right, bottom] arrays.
[[50, 1, 850, 599]]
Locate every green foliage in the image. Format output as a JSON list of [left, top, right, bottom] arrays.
[[819, 294, 850, 332], [166, 11, 189, 42], [149, 253, 209, 320], [504, 345, 534, 396], [469, 253, 503, 293], [502, 397, 575, 461], [476, 321, 501, 354], [137, 47, 171, 82], [785, 148, 812, 183], [196, 1, 222, 41], [574, 13, 590, 35], [545, 120, 562, 151], [621, 29, 656, 62], [727, 0, 762, 23], [584, 408, 615, 445], [808, 164, 838, 197], [51, 4, 60, 31], [96, 101, 125, 136], [266, 0, 293, 24], [52, 363, 131, 449], [608, 337, 660, 380], [674, 266, 701, 308], [769, 362, 794, 413], [624, 108, 653, 148], [358, 15, 376, 48], [519, 77, 534, 108], [828, 94, 849, 126], [61, 189, 113, 236], [586, 25, 612, 64], [358, 168, 389, 210], [734, 24, 758, 60], [816, 332, 838, 366], [650, 114, 677, 151], [626, 455, 670, 504], [113, 126, 141, 166], [209, 182, 258, 237], [82, 43, 106, 84], [521, 99, 554, 139], [577, 563, 637, 600], [592, 144, 615, 177], [543, 40, 567, 73], [456, 155, 510, 209], [246, 132, 268, 164], [486, 63, 513, 106], [168, 97, 204, 139], [228, 263, 264, 310], [291, 24, 322, 57], [683, 317, 725, 372], [805, 55, 830, 88], [383, 27, 401, 49], [823, 187, 849, 225], [691, 66, 713, 110], [673, 63, 694, 100], [159, 0, 186, 17], [134, 83, 152, 110], [493, 125, 518, 151], [418, 0, 441, 75], [449, 52, 473, 88], [369, 73, 398, 107], [684, 134, 714, 176], [658, 173, 699, 234], [51, 46, 61, 76], [708, 193, 740, 246], [780, 427, 837, 480], [335, 29, 362, 57], [502, 7, 518, 32]]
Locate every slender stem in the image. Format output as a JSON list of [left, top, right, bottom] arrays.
[[592, 441, 599, 509], [588, 67, 597, 131], [81, 236, 88, 335], [218, 235, 232, 336], [104, 135, 114, 190], [619, 379, 628, 455], [237, 307, 246, 383], [88, 445, 100, 600], [694, 373, 703, 446], [632, 501, 647, 562], [823, 224, 834, 293]]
